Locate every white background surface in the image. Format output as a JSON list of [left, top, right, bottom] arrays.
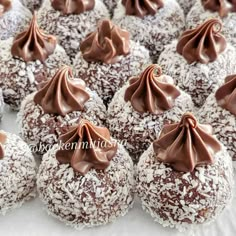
[[0, 110, 235, 236]]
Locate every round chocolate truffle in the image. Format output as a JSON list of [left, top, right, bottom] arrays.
[[0, 131, 37, 215], [186, 0, 236, 48], [37, 119, 134, 228], [0, 89, 4, 120], [18, 66, 106, 156], [38, 0, 110, 59], [74, 19, 151, 105], [112, 0, 185, 60], [0, 0, 32, 40], [136, 113, 234, 231], [0, 14, 70, 110], [158, 18, 236, 107], [20, 0, 42, 12], [198, 74, 236, 162], [107, 64, 194, 162], [177, 0, 195, 15]]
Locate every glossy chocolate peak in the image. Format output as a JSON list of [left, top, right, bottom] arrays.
[[80, 20, 130, 64], [56, 119, 118, 175], [201, 0, 235, 17], [0, 0, 11, 16], [0, 131, 7, 159], [215, 75, 236, 116], [121, 0, 164, 18], [153, 113, 222, 172], [51, 0, 95, 15], [124, 64, 181, 114], [11, 13, 57, 62], [176, 19, 226, 64], [34, 66, 90, 116]]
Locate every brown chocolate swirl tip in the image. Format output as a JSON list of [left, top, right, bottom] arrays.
[[11, 13, 57, 62], [51, 0, 95, 15], [153, 113, 222, 172], [0, 0, 11, 16], [80, 19, 130, 64], [215, 74, 236, 116], [56, 119, 118, 175], [0, 131, 7, 159], [124, 64, 181, 114], [121, 0, 164, 18], [177, 18, 226, 64], [34, 65, 90, 116]]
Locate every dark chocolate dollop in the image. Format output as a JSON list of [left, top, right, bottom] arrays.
[[0, 0, 11, 16], [0, 131, 7, 159]]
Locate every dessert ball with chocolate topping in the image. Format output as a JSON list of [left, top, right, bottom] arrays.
[[136, 113, 234, 231], [0, 0, 32, 40], [0, 13, 70, 110], [113, 0, 185, 60], [38, 0, 109, 59], [37, 119, 134, 229], [158, 18, 236, 107], [177, 0, 195, 15], [198, 74, 236, 162], [20, 0, 42, 12], [0, 130, 37, 215], [74, 19, 151, 105], [186, 0, 236, 48], [18, 66, 106, 156], [107, 64, 194, 162]]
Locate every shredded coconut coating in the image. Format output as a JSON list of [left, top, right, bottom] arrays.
[[112, 0, 185, 61], [0, 131, 37, 215], [17, 89, 107, 156], [0, 0, 32, 40], [136, 144, 234, 231], [20, 0, 42, 12], [0, 89, 4, 121], [37, 0, 110, 60], [73, 41, 151, 105], [186, 0, 236, 48], [0, 38, 71, 110], [177, 0, 195, 16], [158, 40, 236, 107], [198, 94, 236, 161], [37, 143, 135, 229], [107, 83, 195, 162]]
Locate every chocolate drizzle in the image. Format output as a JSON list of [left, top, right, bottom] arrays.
[[11, 13, 57, 62], [0, 0, 11, 16], [80, 19, 130, 64], [51, 0, 95, 15], [153, 113, 222, 172], [56, 119, 118, 175], [215, 74, 236, 116], [121, 0, 164, 18], [0, 131, 7, 159], [176, 19, 226, 64], [34, 65, 90, 116], [124, 65, 181, 114]]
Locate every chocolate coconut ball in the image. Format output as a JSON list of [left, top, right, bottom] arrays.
[[20, 0, 42, 12], [0, 89, 4, 120], [177, 0, 195, 15], [0, 131, 37, 215], [186, 0, 236, 48], [74, 19, 151, 105], [158, 18, 236, 107], [18, 66, 106, 156], [38, 0, 109, 59], [198, 75, 236, 161], [0, 14, 70, 110], [107, 65, 194, 162], [136, 113, 234, 231], [113, 0, 185, 60], [37, 119, 134, 229]]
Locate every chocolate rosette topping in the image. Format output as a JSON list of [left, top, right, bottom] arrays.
[[153, 113, 222, 172], [51, 0, 95, 15], [121, 0, 164, 18], [80, 20, 130, 64], [0, 131, 7, 159], [34, 65, 90, 116], [176, 19, 226, 64], [56, 119, 118, 175], [215, 74, 236, 115], [124, 64, 181, 114], [0, 0, 11, 16], [11, 13, 57, 62]]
